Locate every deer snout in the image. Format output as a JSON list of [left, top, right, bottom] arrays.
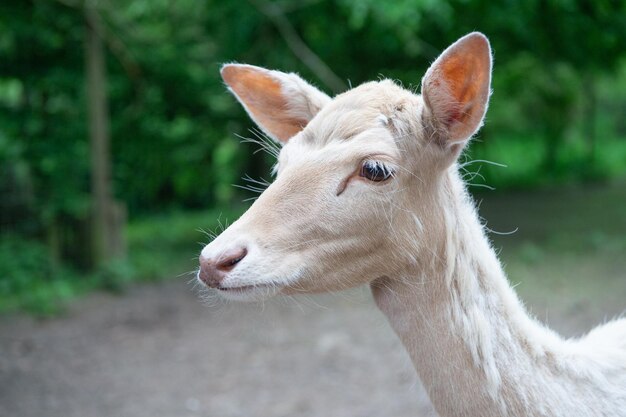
[[198, 247, 248, 288]]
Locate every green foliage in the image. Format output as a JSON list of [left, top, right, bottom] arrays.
[[467, 135, 626, 190], [0, 235, 77, 316], [0, 206, 245, 316], [1, 0, 625, 314], [2, 0, 626, 220]]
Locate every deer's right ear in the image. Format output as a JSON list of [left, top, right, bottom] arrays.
[[221, 64, 331, 144]]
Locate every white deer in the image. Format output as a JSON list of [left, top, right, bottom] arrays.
[[197, 33, 626, 417]]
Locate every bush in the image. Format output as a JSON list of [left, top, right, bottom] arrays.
[[0, 235, 78, 316], [0, 206, 246, 316]]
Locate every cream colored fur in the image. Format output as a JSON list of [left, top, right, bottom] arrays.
[[200, 33, 626, 416]]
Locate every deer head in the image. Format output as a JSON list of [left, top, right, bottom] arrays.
[[198, 32, 492, 301]]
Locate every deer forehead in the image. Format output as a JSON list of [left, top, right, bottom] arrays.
[[277, 126, 401, 176], [309, 80, 419, 143], [276, 81, 419, 172]]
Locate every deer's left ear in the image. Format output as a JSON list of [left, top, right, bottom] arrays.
[[421, 32, 492, 152], [221, 64, 331, 144]]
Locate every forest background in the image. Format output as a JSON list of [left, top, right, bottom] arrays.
[[1, 0, 625, 314]]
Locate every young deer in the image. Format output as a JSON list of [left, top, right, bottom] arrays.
[[197, 33, 626, 416]]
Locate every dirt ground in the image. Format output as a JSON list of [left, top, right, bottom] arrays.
[[2, 273, 626, 417], [2, 185, 626, 417], [1, 280, 436, 417]]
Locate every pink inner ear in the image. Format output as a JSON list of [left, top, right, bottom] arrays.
[[423, 33, 491, 144], [441, 54, 485, 125], [221, 66, 308, 142]]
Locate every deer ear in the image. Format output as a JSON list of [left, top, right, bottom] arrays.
[[421, 32, 492, 148], [221, 64, 331, 144]]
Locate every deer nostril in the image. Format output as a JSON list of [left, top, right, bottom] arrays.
[[216, 247, 248, 271], [198, 257, 222, 288]]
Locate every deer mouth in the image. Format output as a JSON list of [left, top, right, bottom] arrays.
[[212, 267, 306, 301], [215, 282, 282, 300], [217, 284, 270, 292]]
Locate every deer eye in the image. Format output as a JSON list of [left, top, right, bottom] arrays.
[[360, 160, 394, 182]]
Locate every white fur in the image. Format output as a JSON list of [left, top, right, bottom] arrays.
[[203, 33, 626, 416]]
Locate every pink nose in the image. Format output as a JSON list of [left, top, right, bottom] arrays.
[[198, 247, 248, 288]]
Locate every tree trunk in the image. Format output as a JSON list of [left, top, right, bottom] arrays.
[[85, 3, 125, 266], [584, 74, 597, 165]]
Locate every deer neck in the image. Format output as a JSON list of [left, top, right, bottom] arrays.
[[372, 170, 567, 417]]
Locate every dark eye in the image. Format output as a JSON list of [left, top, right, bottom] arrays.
[[360, 161, 394, 182]]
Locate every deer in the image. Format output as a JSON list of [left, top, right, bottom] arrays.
[[196, 33, 626, 417]]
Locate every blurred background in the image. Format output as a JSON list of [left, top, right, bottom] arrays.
[[0, 1, 625, 416]]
